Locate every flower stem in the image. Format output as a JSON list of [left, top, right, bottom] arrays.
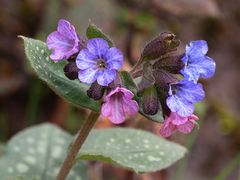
[[56, 111, 100, 180]]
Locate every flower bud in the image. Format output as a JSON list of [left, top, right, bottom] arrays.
[[153, 69, 179, 89], [153, 55, 184, 74], [155, 85, 171, 117], [141, 32, 180, 61], [63, 60, 78, 80], [87, 81, 105, 100], [138, 62, 155, 91], [142, 86, 159, 115]]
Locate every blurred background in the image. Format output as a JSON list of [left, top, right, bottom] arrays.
[[0, 0, 240, 179]]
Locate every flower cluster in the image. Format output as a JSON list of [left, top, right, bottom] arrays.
[[46, 19, 139, 124], [46, 19, 216, 137], [135, 33, 216, 137]]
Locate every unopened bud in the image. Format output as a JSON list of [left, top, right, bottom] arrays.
[[142, 86, 159, 115], [153, 55, 184, 74], [87, 81, 105, 100], [155, 85, 171, 116], [64, 60, 78, 80], [153, 69, 178, 89], [141, 32, 180, 61], [138, 62, 155, 91]]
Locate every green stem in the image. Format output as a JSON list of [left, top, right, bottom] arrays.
[[56, 111, 100, 180]]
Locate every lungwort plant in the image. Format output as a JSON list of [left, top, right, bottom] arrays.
[[0, 19, 216, 180]]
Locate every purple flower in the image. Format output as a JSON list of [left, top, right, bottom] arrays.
[[160, 112, 199, 137], [101, 87, 139, 124], [181, 40, 216, 83], [166, 80, 205, 117], [47, 19, 80, 62], [76, 38, 123, 86]]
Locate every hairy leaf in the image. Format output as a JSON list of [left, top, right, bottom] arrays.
[[0, 123, 87, 180], [20, 36, 101, 111], [79, 128, 187, 173], [86, 24, 113, 46]]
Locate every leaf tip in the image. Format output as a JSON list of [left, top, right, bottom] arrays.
[[17, 35, 25, 40]]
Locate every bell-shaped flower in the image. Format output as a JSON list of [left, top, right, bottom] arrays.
[[181, 40, 216, 83], [76, 38, 123, 86], [101, 87, 139, 124], [160, 112, 198, 137], [166, 80, 205, 117], [47, 19, 80, 62]]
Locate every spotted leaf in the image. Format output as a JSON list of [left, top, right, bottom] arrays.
[[0, 123, 87, 180], [20, 36, 100, 112], [79, 128, 187, 173]]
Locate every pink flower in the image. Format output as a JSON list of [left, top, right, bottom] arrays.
[[47, 19, 80, 62], [160, 112, 199, 137], [101, 87, 139, 124]]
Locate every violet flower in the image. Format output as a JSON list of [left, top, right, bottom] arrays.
[[101, 87, 139, 124], [160, 112, 198, 137], [76, 38, 123, 86], [166, 80, 205, 117], [181, 40, 216, 83], [47, 19, 80, 62]]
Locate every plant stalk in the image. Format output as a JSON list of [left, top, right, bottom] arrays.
[[56, 111, 100, 180]]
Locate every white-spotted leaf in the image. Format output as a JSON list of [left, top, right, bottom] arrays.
[[21, 36, 100, 111], [79, 128, 187, 173], [0, 123, 87, 180]]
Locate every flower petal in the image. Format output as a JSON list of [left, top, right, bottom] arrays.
[[47, 31, 74, 61], [57, 19, 79, 41], [108, 97, 126, 124], [78, 68, 98, 84], [181, 56, 216, 82], [76, 49, 97, 70], [87, 38, 109, 58], [101, 101, 112, 118], [122, 97, 139, 115], [105, 47, 123, 70], [180, 65, 200, 83], [49, 48, 66, 62], [192, 56, 216, 79], [120, 88, 135, 99], [186, 40, 208, 59], [160, 118, 176, 137], [97, 69, 116, 86], [177, 121, 195, 134], [169, 112, 188, 126], [166, 95, 194, 116], [177, 80, 205, 103], [46, 20, 80, 61], [104, 87, 121, 102]]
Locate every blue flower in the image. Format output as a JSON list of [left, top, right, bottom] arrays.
[[166, 80, 205, 116], [181, 40, 216, 83], [76, 38, 123, 86]]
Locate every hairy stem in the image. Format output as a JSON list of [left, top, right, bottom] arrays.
[[57, 111, 100, 180]]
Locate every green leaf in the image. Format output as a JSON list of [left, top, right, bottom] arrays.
[[3, 176, 26, 180], [0, 143, 5, 156], [120, 71, 138, 94], [21, 37, 163, 123], [20, 36, 100, 112], [86, 24, 113, 46], [0, 123, 87, 180], [79, 128, 187, 173]]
